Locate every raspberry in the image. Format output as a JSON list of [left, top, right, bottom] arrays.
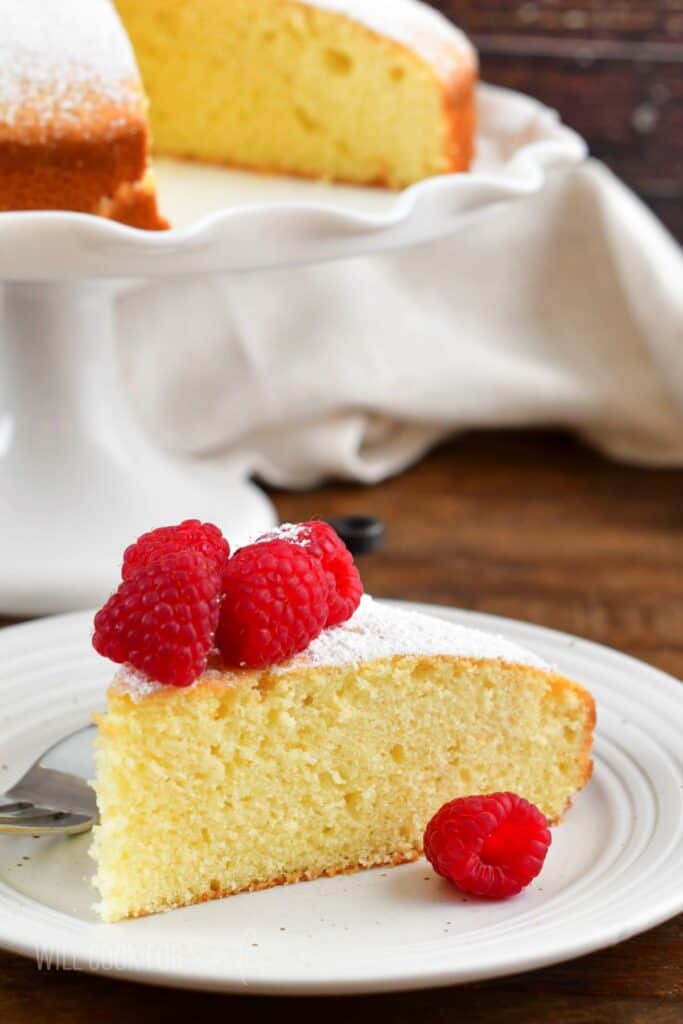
[[424, 792, 551, 899], [93, 550, 221, 687], [122, 520, 229, 581], [216, 539, 330, 667], [257, 521, 362, 627]]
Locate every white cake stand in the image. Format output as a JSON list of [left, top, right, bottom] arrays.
[[0, 86, 584, 615]]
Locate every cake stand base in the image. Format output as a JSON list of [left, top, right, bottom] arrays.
[[0, 282, 276, 615]]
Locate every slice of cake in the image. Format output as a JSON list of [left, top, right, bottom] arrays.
[[0, 0, 167, 229], [114, 0, 477, 189], [90, 520, 594, 922]]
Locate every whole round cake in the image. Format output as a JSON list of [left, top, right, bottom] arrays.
[[0, 0, 477, 228]]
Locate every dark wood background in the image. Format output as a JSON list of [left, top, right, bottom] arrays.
[[429, 1, 683, 242], [2, 431, 682, 1021]]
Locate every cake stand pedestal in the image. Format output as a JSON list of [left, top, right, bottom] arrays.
[[0, 86, 585, 614], [0, 282, 274, 614]]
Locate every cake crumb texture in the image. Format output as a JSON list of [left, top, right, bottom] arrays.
[[114, 0, 476, 189], [92, 652, 593, 922]]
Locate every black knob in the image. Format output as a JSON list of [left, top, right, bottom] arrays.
[[326, 516, 385, 556]]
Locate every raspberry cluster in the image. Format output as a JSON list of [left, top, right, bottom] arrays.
[[92, 519, 362, 686]]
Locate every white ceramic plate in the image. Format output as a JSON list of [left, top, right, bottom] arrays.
[[0, 601, 681, 995]]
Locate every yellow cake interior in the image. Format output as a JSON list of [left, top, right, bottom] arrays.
[[92, 652, 593, 922], [114, 0, 473, 189]]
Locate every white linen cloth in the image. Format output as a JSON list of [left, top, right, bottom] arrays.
[[118, 159, 683, 488]]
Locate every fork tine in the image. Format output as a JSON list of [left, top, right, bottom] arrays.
[[5, 764, 97, 818], [0, 805, 70, 822], [1, 729, 98, 836], [0, 801, 32, 814], [0, 810, 94, 835]]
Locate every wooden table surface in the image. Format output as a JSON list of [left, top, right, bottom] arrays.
[[430, 1, 683, 243], [2, 430, 682, 1022]]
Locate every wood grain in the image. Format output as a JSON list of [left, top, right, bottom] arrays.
[[1, 429, 680, 1020], [428, 1, 683, 241]]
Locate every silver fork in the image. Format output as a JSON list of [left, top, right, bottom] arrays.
[[0, 761, 98, 836]]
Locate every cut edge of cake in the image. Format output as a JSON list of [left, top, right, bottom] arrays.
[[114, 0, 478, 190], [91, 597, 595, 922]]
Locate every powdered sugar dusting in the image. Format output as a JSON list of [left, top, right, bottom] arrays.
[[113, 596, 547, 700], [112, 666, 160, 701], [281, 595, 548, 671], [252, 522, 312, 548], [0, 0, 141, 135]]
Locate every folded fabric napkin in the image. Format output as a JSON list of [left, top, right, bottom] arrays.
[[118, 158, 683, 488]]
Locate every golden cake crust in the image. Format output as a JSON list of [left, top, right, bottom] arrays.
[[0, 92, 167, 229], [441, 64, 476, 174], [0, 1, 167, 229], [121, 848, 422, 920]]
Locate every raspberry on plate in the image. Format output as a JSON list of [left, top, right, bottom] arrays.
[[257, 521, 362, 628], [424, 792, 551, 899], [93, 550, 222, 687], [216, 538, 330, 668], [122, 519, 229, 580]]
